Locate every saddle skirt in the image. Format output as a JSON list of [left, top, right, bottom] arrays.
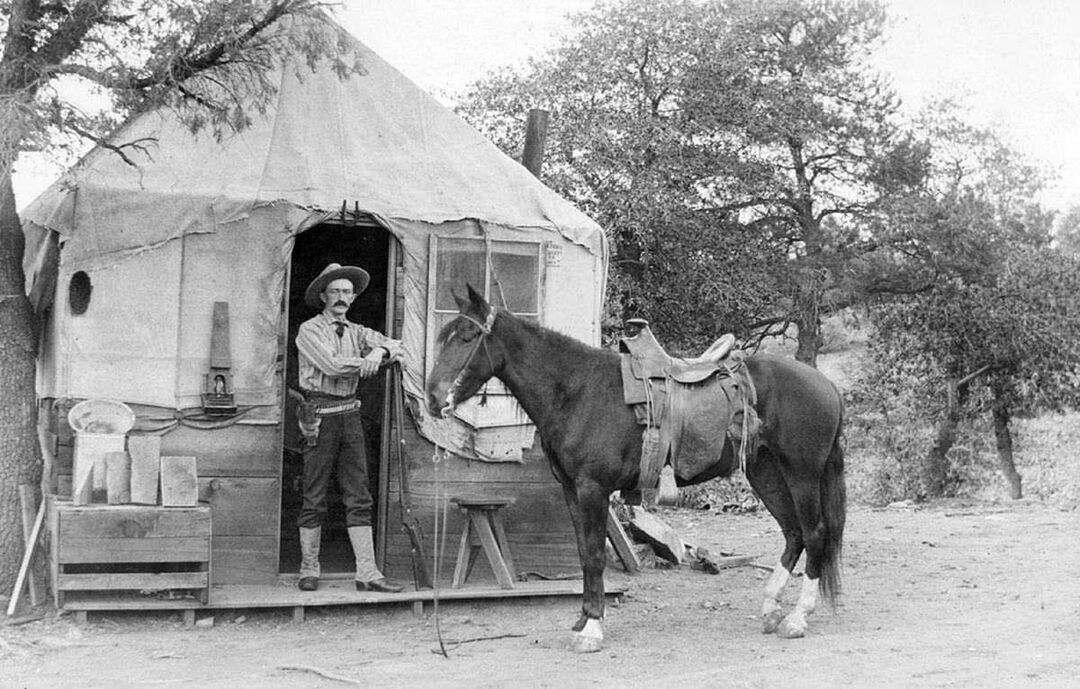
[[618, 320, 760, 495]]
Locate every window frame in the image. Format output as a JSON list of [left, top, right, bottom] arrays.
[[425, 234, 546, 426]]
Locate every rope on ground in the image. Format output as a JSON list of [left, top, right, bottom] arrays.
[[430, 632, 528, 654], [279, 664, 369, 685]]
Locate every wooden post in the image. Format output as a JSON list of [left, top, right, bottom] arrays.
[[522, 109, 549, 178], [6, 497, 44, 616], [606, 507, 640, 573], [17, 485, 44, 606]]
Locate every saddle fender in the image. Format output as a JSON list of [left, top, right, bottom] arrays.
[[618, 321, 759, 493]]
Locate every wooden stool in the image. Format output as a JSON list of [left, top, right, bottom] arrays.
[[451, 496, 516, 589]]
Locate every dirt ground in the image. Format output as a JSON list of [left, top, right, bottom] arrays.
[[3, 499, 1078, 689]]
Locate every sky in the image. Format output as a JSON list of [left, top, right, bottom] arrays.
[[13, 0, 1080, 213]]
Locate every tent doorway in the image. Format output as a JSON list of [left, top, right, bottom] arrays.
[[280, 220, 393, 576]]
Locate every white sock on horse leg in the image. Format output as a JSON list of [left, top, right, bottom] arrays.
[[793, 574, 820, 619], [777, 575, 820, 638], [580, 617, 603, 640], [762, 561, 790, 617]]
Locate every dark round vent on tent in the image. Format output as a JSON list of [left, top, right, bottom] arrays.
[[69, 271, 92, 315]]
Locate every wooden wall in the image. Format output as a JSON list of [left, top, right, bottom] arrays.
[[50, 401, 280, 587], [381, 419, 582, 586], [50, 398, 580, 590]]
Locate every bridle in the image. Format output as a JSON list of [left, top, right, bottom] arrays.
[[439, 308, 497, 417]]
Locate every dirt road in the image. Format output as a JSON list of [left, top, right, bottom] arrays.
[[3, 500, 1077, 688]]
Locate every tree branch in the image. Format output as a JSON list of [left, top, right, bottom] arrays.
[[957, 363, 994, 389], [61, 114, 156, 168]]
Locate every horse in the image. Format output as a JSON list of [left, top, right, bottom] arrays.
[[425, 286, 846, 653]]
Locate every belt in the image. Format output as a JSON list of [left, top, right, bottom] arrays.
[[316, 399, 362, 416]]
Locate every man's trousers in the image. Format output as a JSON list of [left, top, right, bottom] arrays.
[[297, 409, 373, 528]]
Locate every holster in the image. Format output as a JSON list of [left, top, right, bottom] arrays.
[[289, 389, 323, 450], [297, 400, 321, 450]]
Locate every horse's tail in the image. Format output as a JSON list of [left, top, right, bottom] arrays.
[[818, 403, 847, 608]]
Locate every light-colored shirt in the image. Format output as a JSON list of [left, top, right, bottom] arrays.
[[296, 312, 403, 397]]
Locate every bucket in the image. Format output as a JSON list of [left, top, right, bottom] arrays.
[[68, 399, 135, 504]]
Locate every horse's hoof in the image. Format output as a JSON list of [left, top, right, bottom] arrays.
[[571, 614, 588, 632], [762, 608, 784, 634], [570, 617, 604, 653], [777, 616, 807, 639], [571, 634, 603, 653]]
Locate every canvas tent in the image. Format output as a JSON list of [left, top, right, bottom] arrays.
[[21, 17, 608, 597]]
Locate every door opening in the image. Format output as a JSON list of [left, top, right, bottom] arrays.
[[280, 221, 392, 575]]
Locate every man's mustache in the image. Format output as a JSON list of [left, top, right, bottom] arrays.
[[334, 300, 349, 307]]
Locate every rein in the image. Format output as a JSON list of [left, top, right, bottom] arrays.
[[441, 309, 497, 415]]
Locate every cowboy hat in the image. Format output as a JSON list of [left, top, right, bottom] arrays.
[[305, 263, 371, 310]]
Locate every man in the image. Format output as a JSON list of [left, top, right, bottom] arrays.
[[294, 262, 404, 593]]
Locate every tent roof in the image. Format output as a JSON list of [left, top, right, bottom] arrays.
[[21, 17, 603, 257]]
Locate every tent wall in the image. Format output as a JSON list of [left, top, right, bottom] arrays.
[[38, 202, 303, 413], [43, 214, 603, 587]]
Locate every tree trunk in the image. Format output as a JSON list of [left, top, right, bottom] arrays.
[[794, 315, 820, 367], [924, 379, 961, 498], [991, 401, 1023, 500], [0, 169, 42, 592]]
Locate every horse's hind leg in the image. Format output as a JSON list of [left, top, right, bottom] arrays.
[[746, 449, 804, 635], [768, 479, 832, 639]]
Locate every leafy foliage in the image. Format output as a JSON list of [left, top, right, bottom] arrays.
[[1, 1, 358, 172], [850, 103, 1080, 498], [455, 0, 908, 359], [863, 104, 1080, 416]]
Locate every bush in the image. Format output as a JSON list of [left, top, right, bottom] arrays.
[[676, 473, 760, 512]]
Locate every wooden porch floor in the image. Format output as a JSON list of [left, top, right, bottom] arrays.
[[58, 573, 632, 625]]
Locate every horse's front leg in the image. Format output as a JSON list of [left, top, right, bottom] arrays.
[[561, 481, 609, 653]]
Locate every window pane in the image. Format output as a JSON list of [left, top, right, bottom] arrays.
[[436, 239, 485, 310], [490, 242, 539, 314]]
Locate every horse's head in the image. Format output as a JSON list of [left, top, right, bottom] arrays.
[[425, 284, 499, 418]]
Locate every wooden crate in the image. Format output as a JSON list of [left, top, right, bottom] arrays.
[[48, 498, 212, 609]]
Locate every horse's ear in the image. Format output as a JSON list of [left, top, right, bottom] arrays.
[[465, 283, 490, 315], [452, 289, 468, 312]]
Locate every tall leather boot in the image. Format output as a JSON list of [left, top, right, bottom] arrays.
[[348, 526, 403, 593], [298, 526, 321, 591]]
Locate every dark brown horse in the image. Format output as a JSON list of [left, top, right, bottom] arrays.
[[426, 287, 846, 652]]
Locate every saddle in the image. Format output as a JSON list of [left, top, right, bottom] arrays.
[[618, 319, 759, 502]]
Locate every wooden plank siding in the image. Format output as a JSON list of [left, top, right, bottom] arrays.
[[198, 476, 280, 585], [48, 404, 283, 587], [160, 424, 281, 477], [381, 423, 581, 585]]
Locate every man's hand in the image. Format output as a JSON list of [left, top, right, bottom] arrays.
[[357, 349, 385, 378]]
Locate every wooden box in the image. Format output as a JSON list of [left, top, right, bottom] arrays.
[[48, 499, 212, 609]]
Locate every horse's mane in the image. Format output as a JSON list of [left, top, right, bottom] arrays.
[[439, 308, 617, 365], [509, 312, 615, 361], [492, 310, 624, 379]]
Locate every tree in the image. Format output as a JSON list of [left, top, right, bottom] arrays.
[[456, 0, 775, 351], [858, 105, 1079, 499], [456, 0, 910, 363], [1053, 205, 1080, 258], [0, 0, 358, 593]]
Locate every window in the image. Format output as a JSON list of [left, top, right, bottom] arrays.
[[427, 235, 544, 427]]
